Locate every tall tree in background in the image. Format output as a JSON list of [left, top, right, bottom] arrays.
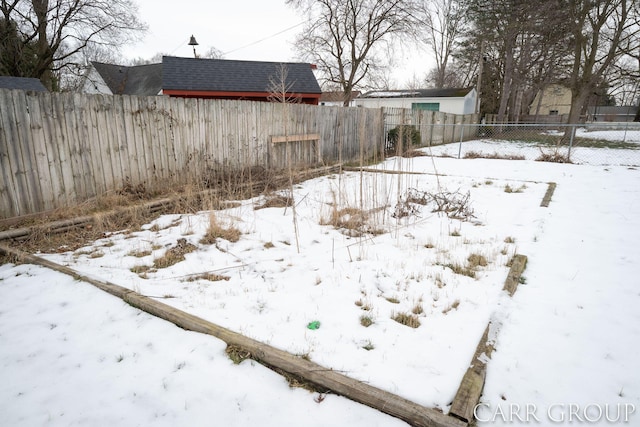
[[422, 0, 465, 89], [0, 0, 146, 90], [287, 0, 423, 106], [458, 0, 575, 120], [564, 0, 639, 123]]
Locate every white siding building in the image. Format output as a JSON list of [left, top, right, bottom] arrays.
[[354, 88, 477, 115]]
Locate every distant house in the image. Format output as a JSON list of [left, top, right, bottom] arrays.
[[585, 105, 637, 122], [529, 84, 572, 116], [82, 62, 162, 96], [354, 88, 477, 115], [82, 56, 322, 105], [0, 76, 47, 92], [319, 91, 361, 107]]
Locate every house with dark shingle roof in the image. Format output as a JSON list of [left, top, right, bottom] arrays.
[[161, 56, 321, 104], [82, 56, 322, 105], [354, 88, 477, 115], [82, 62, 163, 96], [0, 76, 48, 92]]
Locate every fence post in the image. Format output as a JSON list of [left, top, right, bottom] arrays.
[[623, 120, 629, 143], [568, 124, 575, 161], [457, 116, 465, 159]]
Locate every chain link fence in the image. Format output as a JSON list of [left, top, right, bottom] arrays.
[[384, 122, 640, 167]]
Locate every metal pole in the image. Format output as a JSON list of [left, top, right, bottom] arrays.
[[568, 124, 575, 161], [458, 119, 465, 159]]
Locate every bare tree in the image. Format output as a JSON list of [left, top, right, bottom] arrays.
[[422, 0, 466, 88], [267, 64, 301, 252], [0, 0, 146, 90], [424, 60, 471, 88], [457, 0, 575, 120], [565, 0, 639, 124], [201, 46, 224, 59], [287, 0, 423, 106]]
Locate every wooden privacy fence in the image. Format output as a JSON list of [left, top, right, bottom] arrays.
[[0, 89, 475, 220]]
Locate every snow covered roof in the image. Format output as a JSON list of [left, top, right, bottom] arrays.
[[358, 88, 474, 99]]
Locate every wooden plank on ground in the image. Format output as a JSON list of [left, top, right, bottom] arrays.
[[449, 254, 528, 423], [448, 324, 494, 423], [540, 182, 557, 207], [503, 254, 528, 297], [0, 244, 465, 427]]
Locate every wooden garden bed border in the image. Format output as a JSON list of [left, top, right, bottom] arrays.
[[0, 244, 464, 427]]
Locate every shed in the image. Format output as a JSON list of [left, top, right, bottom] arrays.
[[354, 88, 477, 115], [0, 76, 47, 92]]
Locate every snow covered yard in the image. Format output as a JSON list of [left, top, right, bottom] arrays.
[[1, 141, 639, 426]]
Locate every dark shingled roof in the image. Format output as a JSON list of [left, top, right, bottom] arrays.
[[0, 76, 47, 92], [359, 88, 474, 99], [91, 62, 162, 96], [162, 56, 321, 94]]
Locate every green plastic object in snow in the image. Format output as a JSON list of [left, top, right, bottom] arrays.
[[307, 321, 321, 330]]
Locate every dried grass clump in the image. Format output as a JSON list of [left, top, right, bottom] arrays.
[[225, 345, 252, 364], [464, 151, 525, 160], [254, 192, 293, 210], [360, 315, 374, 327], [536, 149, 572, 163], [186, 273, 230, 282], [441, 262, 476, 278], [153, 238, 197, 269], [127, 249, 152, 258], [200, 214, 241, 244], [411, 302, 424, 315], [467, 253, 488, 268], [322, 206, 382, 236], [392, 312, 421, 328], [402, 149, 428, 158], [324, 207, 366, 229], [442, 299, 460, 314], [504, 184, 526, 193]]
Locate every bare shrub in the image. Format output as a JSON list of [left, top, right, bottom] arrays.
[[393, 188, 475, 220], [536, 148, 572, 163]]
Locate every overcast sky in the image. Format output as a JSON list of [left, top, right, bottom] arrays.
[[123, 0, 434, 88]]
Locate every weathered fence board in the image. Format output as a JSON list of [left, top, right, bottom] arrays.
[[0, 90, 476, 219]]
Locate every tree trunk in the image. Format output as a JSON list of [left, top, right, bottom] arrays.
[[32, 0, 53, 90], [497, 37, 515, 123]]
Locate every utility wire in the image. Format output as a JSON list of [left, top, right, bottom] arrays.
[[223, 21, 306, 55]]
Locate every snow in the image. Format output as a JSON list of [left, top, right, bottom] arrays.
[[425, 137, 640, 167], [1, 138, 639, 426]]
